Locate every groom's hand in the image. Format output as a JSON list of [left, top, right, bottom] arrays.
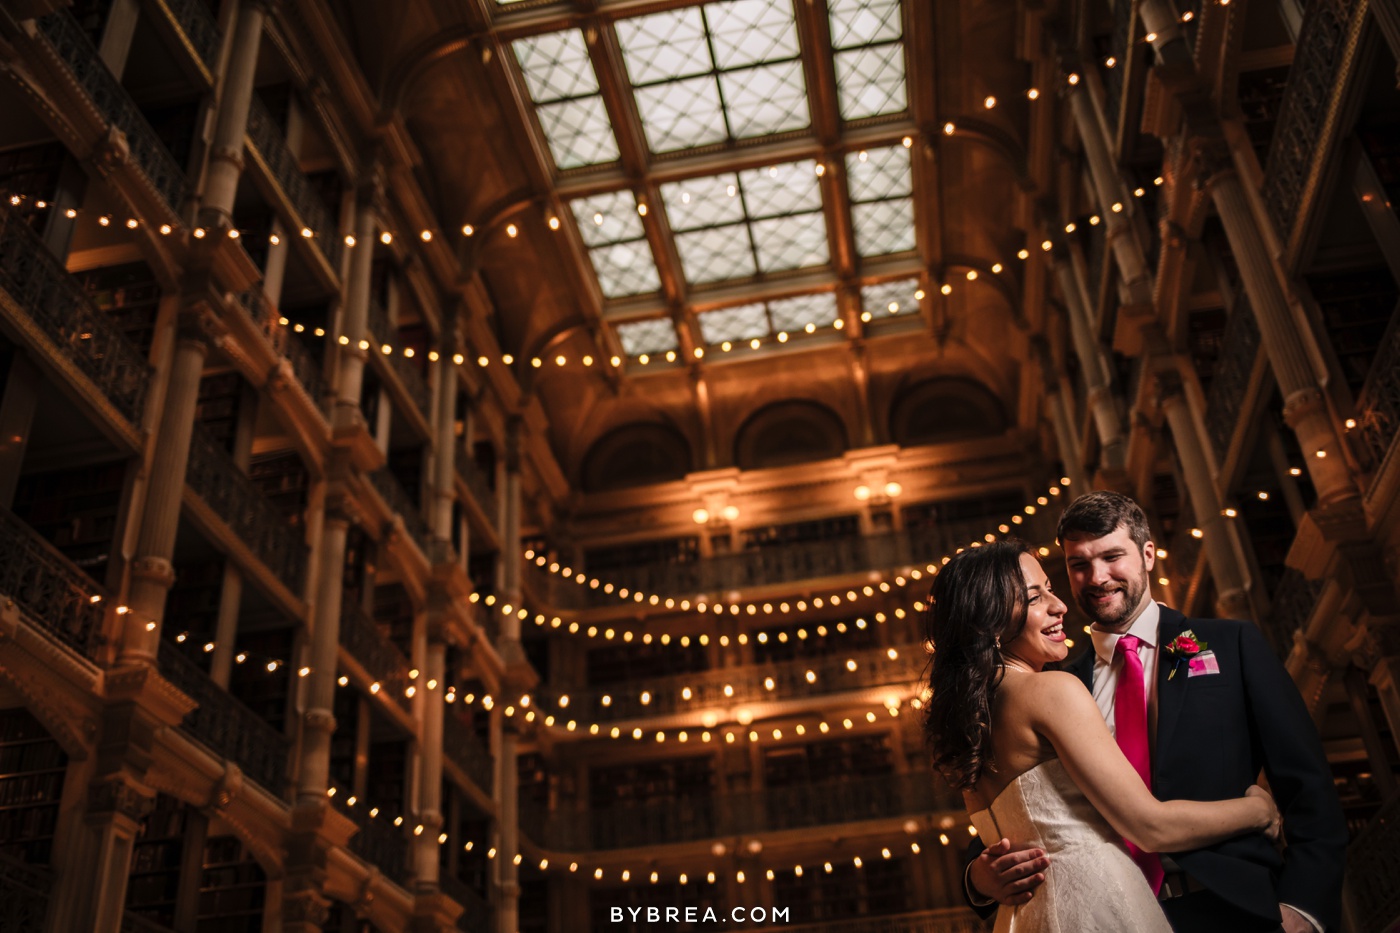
[[968, 837, 1048, 906]]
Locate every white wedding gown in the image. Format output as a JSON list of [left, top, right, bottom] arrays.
[[969, 759, 1172, 933]]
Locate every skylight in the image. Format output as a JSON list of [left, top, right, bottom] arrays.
[[615, 319, 680, 357], [828, 0, 907, 120], [859, 278, 922, 320], [512, 31, 620, 169], [616, 0, 810, 154], [697, 292, 839, 345], [846, 144, 915, 257], [568, 191, 662, 298], [661, 159, 828, 285]]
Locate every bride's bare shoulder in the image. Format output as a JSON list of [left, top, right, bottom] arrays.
[[1001, 670, 1091, 707]]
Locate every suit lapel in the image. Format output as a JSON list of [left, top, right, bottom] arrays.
[[1153, 607, 1189, 784]]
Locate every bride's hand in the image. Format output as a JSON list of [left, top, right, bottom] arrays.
[[1246, 785, 1281, 841]]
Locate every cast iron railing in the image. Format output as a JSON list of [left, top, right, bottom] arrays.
[[1204, 298, 1261, 461], [235, 289, 327, 405], [157, 0, 221, 70], [344, 804, 408, 884], [1346, 793, 1400, 933], [37, 11, 188, 214], [158, 641, 289, 794], [0, 506, 107, 659], [1264, 567, 1323, 660], [244, 96, 343, 273], [186, 421, 307, 594], [0, 205, 150, 427], [366, 298, 432, 421], [338, 605, 412, 709], [526, 772, 959, 851], [1356, 305, 1400, 484], [443, 714, 494, 794], [457, 460, 498, 528], [368, 469, 432, 557]]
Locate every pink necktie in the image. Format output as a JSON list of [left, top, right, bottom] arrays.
[[1115, 634, 1164, 893]]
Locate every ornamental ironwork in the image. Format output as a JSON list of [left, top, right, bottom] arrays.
[[343, 802, 408, 883], [157, 642, 289, 794], [0, 506, 107, 658], [1204, 297, 1261, 460], [338, 605, 413, 710], [1265, 567, 1323, 660], [37, 11, 188, 214], [0, 206, 150, 426], [236, 289, 327, 405], [1356, 307, 1400, 484], [366, 298, 432, 421], [244, 96, 344, 273], [443, 714, 493, 794], [185, 420, 308, 593], [367, 469, 433, 557], [156, 0, 220, 71]]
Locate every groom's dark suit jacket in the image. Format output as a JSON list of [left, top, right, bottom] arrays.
[[964, 607, 1348, 932]]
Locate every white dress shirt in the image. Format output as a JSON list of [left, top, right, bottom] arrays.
[[1088, 600, 1161, 742]]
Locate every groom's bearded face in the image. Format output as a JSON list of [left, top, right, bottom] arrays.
[[1064, 526, 1153, 629]]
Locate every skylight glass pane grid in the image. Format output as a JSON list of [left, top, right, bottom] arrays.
[[738, 160, 823, 218], [751, 214, 829, 272], [851, 198, 915, 256], [768, 292, 839, 331], [834, 45, 907, 119], [675, 225, 758, 283], [661, 174, 745, 231], [845, 145, 912, 202], [708, 0, 801, 68], [828, 0, 902, 48], [616, 319, 679, 355], [633, 78, 728, 152], [860, 278, 921, 319], [571, 191, 647, 247], [513, 32, 598, 101], [537, 99, 621, 168], [589, 242, 662, 298], [616, 8, 712, 84], [512, 31, 619, 168], [697, 303, 770, 344], [718, 62, 810, 138]]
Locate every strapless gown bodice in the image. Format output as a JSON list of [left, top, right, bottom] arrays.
[[969, 759, 1171, 933]]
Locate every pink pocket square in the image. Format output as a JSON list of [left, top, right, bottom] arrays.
[[1187, 651, 1220, 677]]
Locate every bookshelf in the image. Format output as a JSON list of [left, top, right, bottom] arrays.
[[11, 458, 126, 585], [75, 262, 161, 357], [198, 835, 265, 932], [124, 794, 188, 926], [0, 708, 66, 867]]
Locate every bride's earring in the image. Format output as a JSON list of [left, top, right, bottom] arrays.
[[994, 636, 1001, 650]]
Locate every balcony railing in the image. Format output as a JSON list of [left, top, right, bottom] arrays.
[[1204, 298, 1261, 461], [344, 804, 408, 884], [440, 873, 493, 933], [1356, 304, 1400, 484], [366, 298, 432, 421], [158, 642, 289, 794], [156, 0, 221, 71], [1262, 0, 1361, 240], [528, 772, 959, 851], [0, 205, 150, 427], [532, 514, 1052, 609], [0, 855, 53, 931], [368, 470, 433, 557], [567, 644, 926, 722], [338, 605, 412, 709], [186, 421, 308, 594], [37, 11, 187, 214], [1263, 567, 1323, 660], [457, 460, 498, 528], [244, 96, 343, 274], [0, 506, 107, 659], [1346, 793, 1400, 933], [235, 289, 327, 405], [752, 908, 989, 933], [443, 713, 494, 794]]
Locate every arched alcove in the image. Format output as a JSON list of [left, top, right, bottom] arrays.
[[889, 378, 1008, 446], [580, 422, 694, 492], [734, 401, 848, 470]]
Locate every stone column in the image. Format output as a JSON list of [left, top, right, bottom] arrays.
[[297, 490, 353, 805], [1032, 337, 1090, 491], [199, 0, 266, 231], [432, 313, 458, 557], [1199, 160, 1355, 505], [1153, 370, 1251, 619], [333, 184, 379, 434], [1049, 258, 1126, 471], [122, 312, 211, 664], [494, 418, 529, 933]]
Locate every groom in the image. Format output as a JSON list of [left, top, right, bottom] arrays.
[[964, 491, 1347, 932]]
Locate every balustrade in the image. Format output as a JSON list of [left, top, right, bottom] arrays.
[[1346, 793, 1400, 933], [366, 298, 432, 421], [443, 714, 493, 793], [244, 96, 343, 273], [752, 908, 988, 933], [1264, 568, 1323, 660], [343, 803, 408, 884], [186, 421, 307, 593], [0, 855, 52, 931], [338, 605, 412, 709], [158, 642, 289, 794], [526, 772, 958, 852], [156, 0, 221, 71], [571, 644, 925, 722], [37, 11, 187, 214], [0, 205, 150, 427], [1203, 298, 1261, 461], [440, 874, 493, 933], [368, 470, 433, 557], [457, 460, 499, 528], [1356, 306, 1400, 482], [0, 506, 107, 659], [235, 289, 327, 404]]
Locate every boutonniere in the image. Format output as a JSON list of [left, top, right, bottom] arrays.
[[1163, 630, 1208, 680]]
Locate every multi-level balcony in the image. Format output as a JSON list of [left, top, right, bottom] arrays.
[[366, 297, 433, 430], [338, 604, 413, 714], [444, 713, 494, 798], [368, 469, 434, 560], [0, 507, 108, 661]]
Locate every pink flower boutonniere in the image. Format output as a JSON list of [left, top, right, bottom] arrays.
[[1164, 630, 1208, 680]]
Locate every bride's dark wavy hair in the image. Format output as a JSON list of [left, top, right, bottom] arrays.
[[922, 539, 1034, 790]]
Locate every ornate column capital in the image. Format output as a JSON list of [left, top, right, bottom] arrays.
[[1186, 135, 1234, 191]]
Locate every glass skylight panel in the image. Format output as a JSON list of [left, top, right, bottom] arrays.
[[512, 31, 620, 169], [674, 227, 757, 283], [617, 0, 810, 154], [616, 319, 679, 356], [698, 292, 838, 347], [750, 215, 828, 271], [861, 278, 921, 319], [828, 0, 907, 120], [568, 191, 661, 298], [846, 145, 915, 257], [768, 292, 839, 332], [698, 303, 769, 344], [661, 174, 745, 230]]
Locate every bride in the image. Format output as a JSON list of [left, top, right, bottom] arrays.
[[922, 540, 1280, 933]]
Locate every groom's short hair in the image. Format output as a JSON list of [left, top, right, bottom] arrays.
[[1056, 490, 1152, 549]]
